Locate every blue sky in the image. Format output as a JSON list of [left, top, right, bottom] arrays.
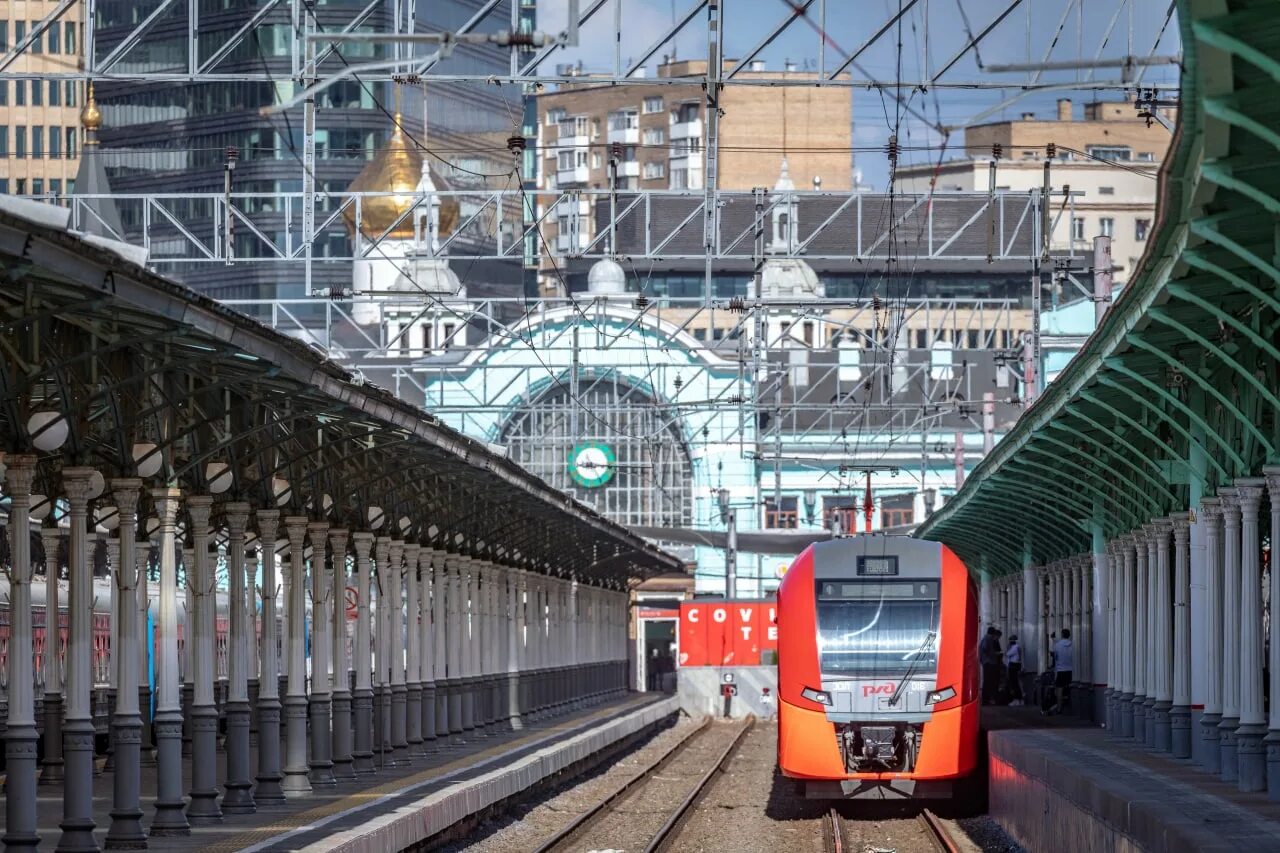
[[535, 0, 1182, 188]]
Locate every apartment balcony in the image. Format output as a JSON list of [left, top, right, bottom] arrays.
[[558, 124, 589, 146], [618, 161, 640, 177], [671, 118, 702, 140], [556, 165, 590, 185], [608, 125, 639, 145]]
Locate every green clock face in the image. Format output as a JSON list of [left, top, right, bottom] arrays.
[[568, 442, 616, 488]]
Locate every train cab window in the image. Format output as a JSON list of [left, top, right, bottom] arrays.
[[815, 580, 939, 676]]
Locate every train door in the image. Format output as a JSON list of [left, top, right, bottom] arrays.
[[637, 609, 677, 692]]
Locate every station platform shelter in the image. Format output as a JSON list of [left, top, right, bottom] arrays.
[[915, 0, 1280, 847], [0, 196, 679, 850]]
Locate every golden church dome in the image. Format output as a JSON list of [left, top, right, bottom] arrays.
[[344, 117, 460, 241], [81, 83, 103, 137]]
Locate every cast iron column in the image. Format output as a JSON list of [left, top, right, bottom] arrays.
[[404, 543, 423, 753], [149, 487, 190, 836], [3, 456, 41, 849], [137, 537, 154, 768], [1152, 519, 1173, 751], [1220, 488, 1242, 781], [1234, 480, 1267, 792], [1265, 470, 1280, 798], [307, 520, 334, 786], [374, 536, 391, 764], [40, 524, 65, 785], [419, 548, 436, 750], [1170, 513, 1193, 758], [1200, 498, 1225, 772], [221, 503, 255, 813], [252, 510, 285, 804], [56, 466, 100, 852], [184, 497, 221, 823], [329, 528, 354, 780], [105, 478, 147, 848], [389, 540, 409, 764], [281, 516, 312, 796], [351, 532, 375, 775]]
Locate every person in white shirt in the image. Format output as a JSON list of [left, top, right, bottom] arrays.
[[1051, 629, 1073, 714], [1005, 635, 1024, 706]]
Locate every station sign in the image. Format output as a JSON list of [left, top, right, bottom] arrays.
[[677, 599, 778, 668]]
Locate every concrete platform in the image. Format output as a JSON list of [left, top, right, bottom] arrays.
[[0, 694, 676, 851], [989, 723, 1280, 852]]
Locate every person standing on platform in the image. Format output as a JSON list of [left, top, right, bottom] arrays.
[[979, 627, 1002, 705], [1050, 629, 1073, 714], [1005, 635, 1024, 706]]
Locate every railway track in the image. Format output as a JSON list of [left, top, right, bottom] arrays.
[[532, 716, 754, 853], [826, 805, 963, 853]]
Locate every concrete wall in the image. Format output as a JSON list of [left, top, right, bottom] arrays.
[[678, 666, 777, 719]]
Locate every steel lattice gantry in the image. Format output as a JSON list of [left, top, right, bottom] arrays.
[[916, 0, 1280, 796], [0, 196, 677, 849]]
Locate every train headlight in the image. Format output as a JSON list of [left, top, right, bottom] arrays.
[[925, 686, 956, 705], [801, 687, 832, 706]]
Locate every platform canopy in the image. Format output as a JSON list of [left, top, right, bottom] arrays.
[[0, 199, 680, 587], [918, 0, 1280, 576]]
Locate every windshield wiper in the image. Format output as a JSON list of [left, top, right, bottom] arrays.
[[887, 630, 936, 708]]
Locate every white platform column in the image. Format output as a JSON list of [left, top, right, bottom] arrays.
[[350, 532, 375, 776], [1152, 519, 1173, 751], [252, 511, 285, 803], [1171, 513, 1193, 758], [280, 516, 312, 797], [1234, 479, 1267, 792], [1199, 498, 1225, 772], [1219, 488, 1242, 781]]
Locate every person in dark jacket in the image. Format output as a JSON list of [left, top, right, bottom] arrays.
[[979, 627, 1003, 705]]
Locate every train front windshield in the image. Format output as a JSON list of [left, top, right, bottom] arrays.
[[816, 580, 940, 677]]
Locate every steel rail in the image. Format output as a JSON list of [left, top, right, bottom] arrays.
[[826, 806, 844, 853], [531, 715, 712, 853], [919, 808, 963, 853], [645, 717, 755, 853]]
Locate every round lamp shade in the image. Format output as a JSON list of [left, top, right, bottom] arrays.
[[206, 462, 232, 494], [86, 470, 106, 500], [97, 506, 120, 531], [30, 494, 52, 520], [132, 443, 162, 478], [28, 411, 69, 452], [272, 477, 291, 507], [367, 506, 385, 530]]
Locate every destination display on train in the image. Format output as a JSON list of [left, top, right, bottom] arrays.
[[857, 555, 899, 576], [817, 581, 939, 600]]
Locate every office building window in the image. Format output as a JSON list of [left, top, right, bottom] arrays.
[[0, 81, 6, 106], [764, 496, 799, 529], [32, 127, 43, 158], [65, 81, 76, 106], [14, 80, 23, 106], [32, 178, 43, 195], [64, 22, 75, 54], [1098, 186, 1114, 195], [1086, 145, 1132, 162], [49, 179, 60, 194], [48, 24, 58, 54], [66, 127, 76, 158], [0, 22, 7, 50], [881, 493, 915, 529], [66, 179, 74, 194], [1135, 218, 1150, 241], [1099, 217, 1115, 238], [29, 22, 41, 53], [48, 127, 59, 157], [16, 179, 25, 195], [15, 126, 26, 158], [0, 126, 8, 158], [642, 96, 663, 114], [14, 21, 25, 49], [1137, 152, 1154, 162], [0, 180, 8, 195], [1071, 217, 1084, 241], [48, 81, 59, 106], [31, 80, 41, 106]]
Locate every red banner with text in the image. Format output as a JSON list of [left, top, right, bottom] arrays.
[[677, 600, 778, 667]]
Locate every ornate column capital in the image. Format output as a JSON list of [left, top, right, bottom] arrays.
[[4, 452, 37, 495], [329, 528, 350, 556], [186, 493, 213, 529], [1219, 487, 1241, 523], [352, 531, 374, 558], [1263, 465, 1280, 500], [255, 508, 280, 542], [1233, 478, 1266, 519], [1199, 496, 1223, 522], [284, 515, 309, 547], [111, 478, 143, 517], [151, 487, 183, 523], [224, 501, 251, 534], [62, 466, 97, 505], [1170, 511, 1191, 544], [308, 519, 330, 543]]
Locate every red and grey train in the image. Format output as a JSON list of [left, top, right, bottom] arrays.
[[777, 535, 980, 799]]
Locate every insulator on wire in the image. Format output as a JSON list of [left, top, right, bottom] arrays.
[[728, 296, 746, 312], [992, 143, 1003, 161], [1045, 142, 1056, 160], [506, 135, 526, 156], [885, 134, 899, 167]]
